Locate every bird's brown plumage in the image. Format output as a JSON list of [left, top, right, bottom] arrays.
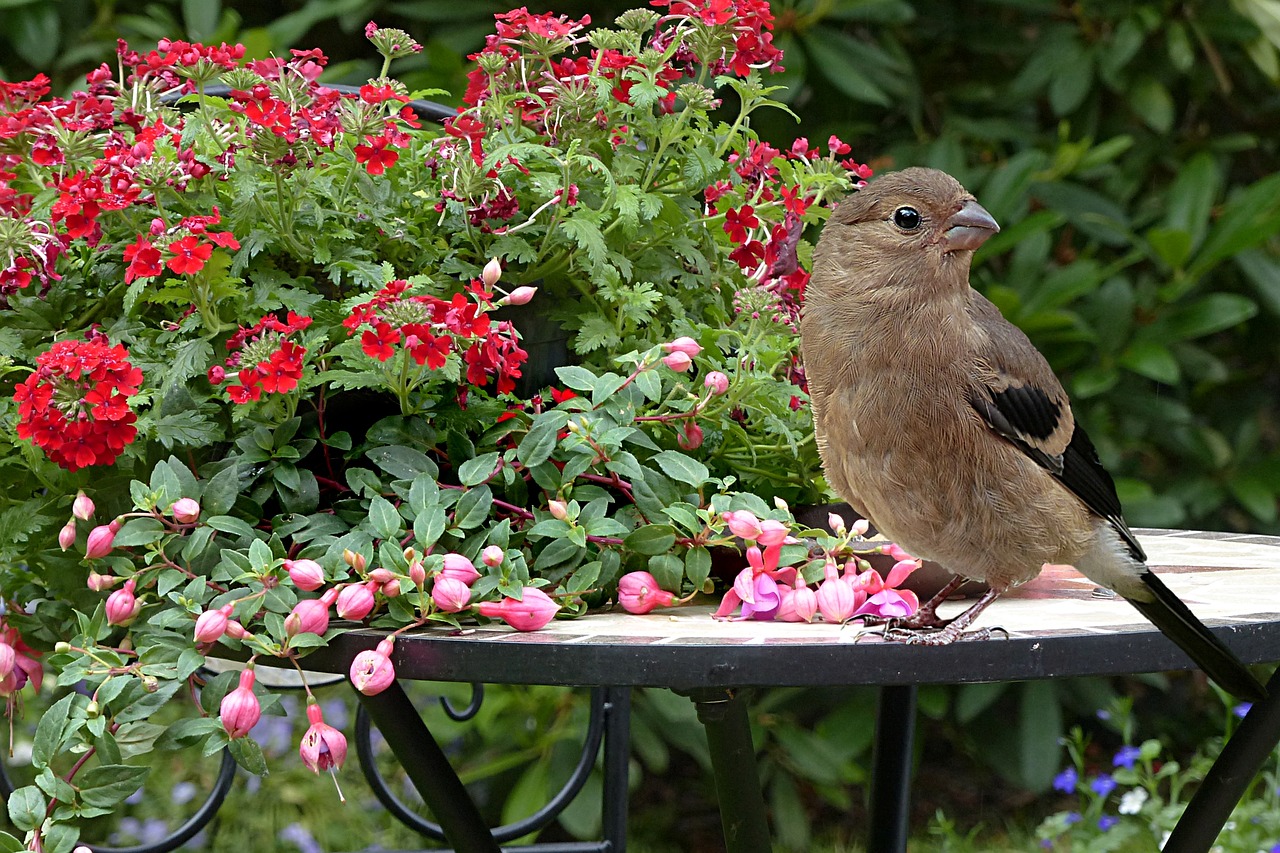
[[801, 167, 1265, 700]]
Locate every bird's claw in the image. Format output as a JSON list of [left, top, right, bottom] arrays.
[[882, 624, 1008, 645]]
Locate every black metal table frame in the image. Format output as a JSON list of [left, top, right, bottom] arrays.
[[289, 615, 1280, 853]]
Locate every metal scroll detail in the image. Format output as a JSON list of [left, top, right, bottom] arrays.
[[0, 747, 237, 853], [355, 685, 626, 847]]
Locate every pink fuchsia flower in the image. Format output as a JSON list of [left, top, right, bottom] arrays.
[[431, 576, 471, 613], [756, 519, 788, 547], [285, 559, 325, 591], [105, 579, 141, 626], [547, 499, 570, 521], [285, 589, 337, 638], [722, 509, 763, 541], [336, 581, 377, 621], [481, 545, 505, 568], [617, 571, 676, 615], [86, 571, 118, 592], [367, 568, 395, 585], [409, 560, 427, 587], [661, 351, 692, 372], [72, 491, 94, 521], [0, 625, 42, 697], [170, 498, 200, 523], [704, 371, 729, 395], [349, 638, 396, 696], [850, 518, 871, 537], [0, 643, 14, 680], [677, 422, 704, 450], [885, 559, 921, 589], [854, 588, 920, 620], [776, 577, 817, 623], [58, 520, 77, 551], [219, 667, 260, 739], [816, 562, 861, 623], [482, 257, 503, 287], [501, 286, 538, 306], [663, 336, 702, 357], [475, 587, 561, 631], [194, 603, 234, 643], [440, 553, 481, 585], [300, 700, 348, 774], [847, 567, 884, 598], [884, 542, 914, 562], [84, 521, 119, 559]]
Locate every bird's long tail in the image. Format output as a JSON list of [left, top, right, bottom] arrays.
[[1127, 570, 1267, 702]]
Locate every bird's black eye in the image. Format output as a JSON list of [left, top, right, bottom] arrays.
[[893, 206, 922, 230]]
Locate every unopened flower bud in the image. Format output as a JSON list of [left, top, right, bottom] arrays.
[[481, 545, 504, 568], [828, 512, 846, 535], [349, 638, 396, 696], [285, 596, 331, 638], [475, 587, 561, 631], [548, 500, 570, 522], [105, 579, 141, 626], [704, 371, 729, 395], [194, 605, 231, 643], [677, 422, 703, 450], [663, 336, 702, 357], [285, 559, 325, 591], [207, 365, 226, 385], [58, 520, 77, 551], [368, 567, 394, 584], [170, 498, 200, 523], [662, 351, 692, 372], [402, 547, 417, 563], [343, 548, 367, 573], [85, 700, 99, 718], [431, 576, 471, 612], [501, 286, 538, 306], [440, 553, 481, 585], [220, 667, 260, 739], [723, 510, 763, 541], [756, 519, 788, 547], [87, 571, 118, 591], [336, 582, 377, 621], [85, 523, 117, 559], [224, 620, 250, 640], [816, 576, 857, 624], [851, 518, 870, 537], [617, 571, 675, 614], [482, 257, 503, 287], [409, 560, 426, 586], [72, 491, 95, 521], [381, 579, 401, 597]]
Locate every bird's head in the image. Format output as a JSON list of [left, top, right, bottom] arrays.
[[811, 167, 1000, 301]]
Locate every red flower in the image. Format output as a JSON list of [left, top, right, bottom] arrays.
[[354, 135, 400, 176], [13, 339, 142, 471], [166, 235, 213, 275], [123, 235, 162, 283], [723, 205, 759, 244], [404, 325, 451, 369], [361, 322, 399, 361]]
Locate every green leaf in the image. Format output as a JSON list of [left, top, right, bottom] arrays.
[[152, 410, 222, 450], [648, 553, 683, 591], [6, 786, 45, 832], [32, 693, 76, 770], [1162, 151, 1219, 253], [206, 515, 258, 541], [453, 487, 492, 530], [801, 27, 891, 106], [367, 445, 438, 480], [533, 536, 582, 570], [652, 451, 710, 486], [554, 365, 599, 392], [458, 452, 499, 487], [229, 738, 268, 775], [367, 495, 401, 540], [111, 517, 166, 548], [1017, 682, 1063, 791], [1128, 77, 1174, 133], [1119, 341, 1180, 384], [77, 764, 150, 808], [684, 546, 711, 589], [624, 524, 677, 556], [201, 465, 242, 516], [40, 824, 79, 853], [183, 0, 221, 40], [1158, 294, 1257, 341], [518, 411, 568, 468], [413, 506, 448, 546]]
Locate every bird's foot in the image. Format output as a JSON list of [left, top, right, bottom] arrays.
[[883, 623, 1008, 645]]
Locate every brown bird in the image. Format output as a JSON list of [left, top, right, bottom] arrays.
[[801, 166, 1266, 702]]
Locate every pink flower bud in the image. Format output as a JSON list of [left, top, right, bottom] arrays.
[[501, 285, 538, 306], [475, 587, 561, 631], [677, 422, 704, 450], [220, 667, 260, 739], [827, 513, 846, 534], [0, 643, 15, 680], [617, 571, 675, 615], [193, 604, 232, 643], [723, 510, 763, 541], [481, 545, 504, 568], [285, 597, 331, 638], [105, 579, 141, 626], [300, 700, 347, 772], [349, 638, 396, 696], [170, 498, 200, 523], [661, 351, 692, 372], [224, 620, 250, 640], [756, 519, 788, 547], [285, 559, 325, 591], [663, 336, 702, 357], [72, 491, 95, 521], [548, 500, 570, 522], [85, 523, 117, 559], [777, 581, 818, 623], [482, 257, 503, 287], [409, 560, 426, 586], [343, 548, 367, 573], [368, 567, 395, 584], [816, 576, 857, 624], [884, 542, 913, 562], [431, 576, 472, 612], [207, 365, 225, 385], [58, 520, 77, 551], [380, 579, 401, 597], [704, 371, 729, 395], [850, 518, 870, 537], [440, 553, 480, 585], [87, 571, 119, 592]]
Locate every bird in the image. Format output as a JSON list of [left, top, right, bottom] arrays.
[[800, 166, 1267, 702]]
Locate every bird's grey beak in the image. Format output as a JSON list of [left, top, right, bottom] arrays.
[[942, 200, 999, 253]]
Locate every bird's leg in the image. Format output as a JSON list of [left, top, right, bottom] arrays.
[[892, 575, 968, 629], [885, 587, 1004, 645]]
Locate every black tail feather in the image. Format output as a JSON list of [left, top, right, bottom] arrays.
[[1127, 571, 1267, 702]]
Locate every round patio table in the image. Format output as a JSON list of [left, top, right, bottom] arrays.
[[290, 529, 1280, 853]]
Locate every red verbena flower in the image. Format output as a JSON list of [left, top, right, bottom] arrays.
[[166, 235, 213, 275]]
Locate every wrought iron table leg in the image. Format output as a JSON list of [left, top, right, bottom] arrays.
[[1163, 666, 1280, 853], [602, 687, 631, 852], [355, 680, 501, 853], [689, 688, 772, 853], [868, 684, 916, 853]]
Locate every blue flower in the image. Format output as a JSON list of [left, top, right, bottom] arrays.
[[1112, 745, 1142, 769], [1065, 812, 1082, 825], [1053, 766, 1079, 793], [1090, 774, 1117, 797], [1098, 815, 1119, 832], [171, 781, 197, 805], [279, 823, 322, 853], [1234, 702, 1252, 719]]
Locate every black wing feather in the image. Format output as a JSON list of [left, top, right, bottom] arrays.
[[1058, 425, 1145, 562]]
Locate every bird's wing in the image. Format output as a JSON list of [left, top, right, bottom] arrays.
[[965, 293, 1146, 562]]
